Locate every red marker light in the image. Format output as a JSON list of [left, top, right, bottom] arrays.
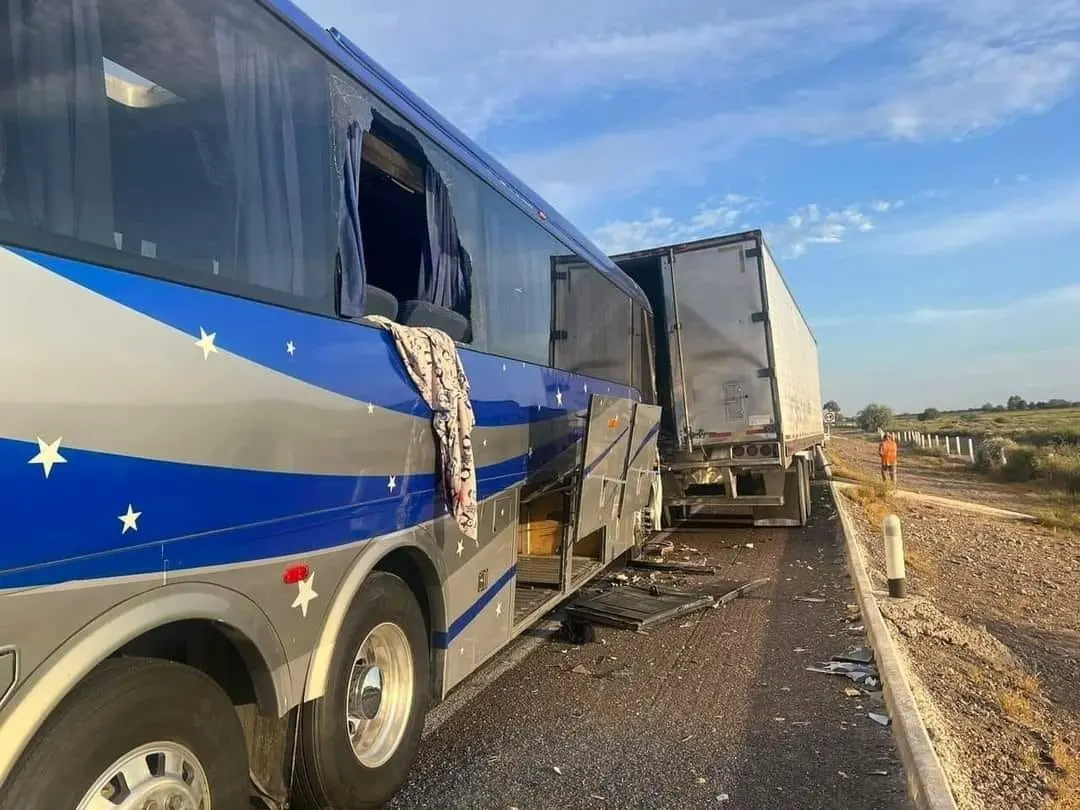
[[283, 564, 310, 585]]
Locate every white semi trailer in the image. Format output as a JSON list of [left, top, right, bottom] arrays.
[[613, 230, 825, 527]]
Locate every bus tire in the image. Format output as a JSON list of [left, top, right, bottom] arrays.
[[295, 571, 429, 810], [0, 657, 249, 810]]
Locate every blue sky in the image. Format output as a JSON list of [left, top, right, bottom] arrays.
[[296, 0, 1080, 414]]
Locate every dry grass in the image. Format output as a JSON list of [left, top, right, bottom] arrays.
[[845, 481, 894, 526], [999, 690, 1038, 727], [902, 546, 939, 587], [1050, 739, 1080, 809]]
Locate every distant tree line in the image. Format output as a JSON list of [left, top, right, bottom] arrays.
[[821, 395, 1079, 433]]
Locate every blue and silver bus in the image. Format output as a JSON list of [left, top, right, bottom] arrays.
[[0, 0, 662, 808]]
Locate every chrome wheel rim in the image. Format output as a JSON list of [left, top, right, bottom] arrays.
[[346, 621, 414, 768], [76, 741, 210, 810]]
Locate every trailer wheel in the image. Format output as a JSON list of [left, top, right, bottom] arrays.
[[295, 571, 429, 810], [0, 657, 249, 810], [797, 456, 811, 526]]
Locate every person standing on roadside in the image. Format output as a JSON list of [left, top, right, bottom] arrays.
[[879, 432, 898, 483]]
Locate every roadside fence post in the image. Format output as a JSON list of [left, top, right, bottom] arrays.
[[883, 515, 907, 598], [967, 438, 975, 464]]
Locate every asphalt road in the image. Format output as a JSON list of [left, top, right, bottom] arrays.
[[387, 484, 910, 810]]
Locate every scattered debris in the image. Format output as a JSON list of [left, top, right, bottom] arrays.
[[552, 766, 563, 776], [744, 543, 755, 549], [627, 559, 716, 575], [844, 688, 861, 697], [571, 665, 592, 676], [712, 578, 770, 607], [868, 712, 891, 727], [564, 583, 715, 631], [794, 596, 826, 603], [717, 794, 730, 803], [870, 770, 890, 777], [838, 771, 850, 779], [832, 646, 874, 665]]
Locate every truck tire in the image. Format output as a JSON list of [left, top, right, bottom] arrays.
[[0, 657, 250, 810], [799, 456, 813, 522], [295, 571, 429, 810]]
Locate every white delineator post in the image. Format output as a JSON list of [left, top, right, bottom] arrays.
[[883, 514, 907, 598], [967, 438, 975, 464]]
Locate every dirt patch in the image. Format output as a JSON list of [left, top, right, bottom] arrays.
[[830, 436, 1080, 810]]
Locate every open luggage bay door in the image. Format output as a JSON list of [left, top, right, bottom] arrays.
[[614, 401, 663, 557]]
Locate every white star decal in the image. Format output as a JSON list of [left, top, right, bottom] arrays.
[[367, 402, 375, 414], [496, 602, 503, 617], [118, 504, 142, 534], [502, 363, 507, 372], [286, 340, 296, 356], [388, 475, 397, 492], [456, 538, 464, 557], [482, 439, 488, 447], [291, 574, 319, 618], [584, 383, 589, 393], [194, 327, 218, 359], [555, 389, 563, 406], [28, 436, 66, 479]]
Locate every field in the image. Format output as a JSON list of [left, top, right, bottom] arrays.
[[874, 408, 1080, 530], [890, 407, 1080, 447]]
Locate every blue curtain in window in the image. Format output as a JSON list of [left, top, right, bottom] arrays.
[[418, 164, 471, 317], [214, 17, 306, 296], [0, 0, 113, 244], [337, 119, 366, 317]]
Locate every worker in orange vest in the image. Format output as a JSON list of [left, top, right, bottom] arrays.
[[879, 432, 898, 483]]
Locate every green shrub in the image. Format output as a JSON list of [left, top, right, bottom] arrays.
[[1003, 446, 1042, 482], [974, 437, 1015, 473]]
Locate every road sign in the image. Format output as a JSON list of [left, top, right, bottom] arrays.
[[823, 410, 836, 425]]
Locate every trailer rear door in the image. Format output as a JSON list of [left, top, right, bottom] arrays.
[[670, 238, 777, 446]]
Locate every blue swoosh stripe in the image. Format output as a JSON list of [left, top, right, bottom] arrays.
[[0, 420, 587, 589], [433, 564, 517, 648], [17, 248, 640, 426]]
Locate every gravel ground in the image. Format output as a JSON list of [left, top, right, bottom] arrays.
[[387, 484, 909, 810], [828, 436, 1080, 810]]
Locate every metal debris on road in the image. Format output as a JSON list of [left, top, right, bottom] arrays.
[[868, 712, 891, 727], [627, 559, 717, 574], [564, 583, 715, 631], [832, 646, 874, 665]]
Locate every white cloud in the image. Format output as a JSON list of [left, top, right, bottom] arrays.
[[300, 0, 928, 137], [768, 200, 903, 257], [592, 195, 898, 256], [495, 0, 1080, 210], [591, 194, 758, 253], [890, 177, 1080, 255], [812, 282, 1080, 329]]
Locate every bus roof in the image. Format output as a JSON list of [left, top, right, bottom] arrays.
[[262, 0, 651, 314]]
